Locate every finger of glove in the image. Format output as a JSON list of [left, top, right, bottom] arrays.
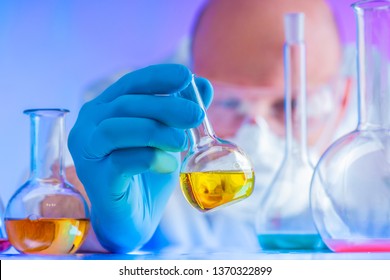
[[84, 148, 177, 202], [85, 118, 187, 159], [93, 64, 192, 103], [98, 148, 178, 196], [109, 148, 178, 176], [85, 94, 205, 129]]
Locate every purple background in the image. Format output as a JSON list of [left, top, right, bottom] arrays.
[[0, 0, 359, 207], [0, 0, 206, 204]]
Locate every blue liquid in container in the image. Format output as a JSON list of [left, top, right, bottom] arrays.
[[257, 233, 329, 251]]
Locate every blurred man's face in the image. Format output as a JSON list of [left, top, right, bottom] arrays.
[[204, 78, 351, 146], [191, 0, 349, 151]]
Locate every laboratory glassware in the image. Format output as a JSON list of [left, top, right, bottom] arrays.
[[255, 13, 326, 250], [310, 0, 390, 252], [180, 75, 255, 212], [0, 197, 11, 252], [5, 109, 90, 254]]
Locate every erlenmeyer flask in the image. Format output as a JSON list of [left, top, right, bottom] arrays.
[[180, 75, 255, 212], [0, 197, 11, 253], [5, 109, 90, 254], [311, 0, 390, 252], [255, 13, 326, 250]]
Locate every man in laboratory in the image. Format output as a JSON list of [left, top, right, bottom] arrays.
[[68, 0, 357, 253]]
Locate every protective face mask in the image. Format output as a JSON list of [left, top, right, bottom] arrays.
[[228, 117, 285, 189], [206, 117, 285, 224]]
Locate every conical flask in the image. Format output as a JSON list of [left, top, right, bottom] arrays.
[[5, 109, 90, 254], [255, 13, 326, 250], [180, 75, 255, 212], [311, 0, 390, 252]]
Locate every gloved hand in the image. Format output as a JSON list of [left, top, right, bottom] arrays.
[[68, 64, 213, 253]]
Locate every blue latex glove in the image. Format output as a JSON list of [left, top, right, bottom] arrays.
[[68, 64, 213, 253]]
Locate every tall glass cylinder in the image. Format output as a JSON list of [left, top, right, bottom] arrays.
[[255, 13, 326, 250], [5, 109, 90, 254], [310, 0, 390, 252]]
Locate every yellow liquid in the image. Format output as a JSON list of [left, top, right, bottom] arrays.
[[5, 218, 90, 255], [180, 170, 255, 212]]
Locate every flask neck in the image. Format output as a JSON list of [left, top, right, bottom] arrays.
[[188, 116, 216, 152], [284, 42, 310, 163], [26, 109, 68, 180], [354, 2, 390, 130], [184, 75, 217, 152]]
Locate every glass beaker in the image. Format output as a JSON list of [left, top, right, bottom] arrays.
[[311, 0, 390, 252], [5, 109, 90, 255], [180, 75, 255, 212], [0, 197, 11, 253], [255, 13, 326, 250]]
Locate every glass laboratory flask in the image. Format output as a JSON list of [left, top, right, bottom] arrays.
[[0, 197, 12, 253], [310, 0, 390, 252], [180, 75, 255, 212], [5, 109, 90, 255], [255, 13, 326, 250]]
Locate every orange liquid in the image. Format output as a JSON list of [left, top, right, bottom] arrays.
[[5, 218, 90, 254], [180, 170, 255, 212]]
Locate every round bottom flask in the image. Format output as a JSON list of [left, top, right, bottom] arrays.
[[311, 1, 390, 252], [312, 130, 390, 252], [180, 75, 255, 212], [5, 109, 90, 254], [180, 142, 255, 212]]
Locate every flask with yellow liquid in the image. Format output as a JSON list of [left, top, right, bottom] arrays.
[[180, 75, 255, 212]]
